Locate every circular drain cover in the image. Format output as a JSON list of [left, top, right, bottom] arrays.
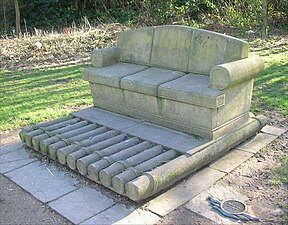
[[221, 199, 246, 214]]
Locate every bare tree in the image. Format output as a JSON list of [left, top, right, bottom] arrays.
[[2, 0, 7, 34], [14, 0, 21, 37], [262, 0, 268, 38]]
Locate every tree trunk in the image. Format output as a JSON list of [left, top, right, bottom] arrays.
[[150, 0, 155, 18], [3, 0, 7, 34], [74, 0, 79, 10], [14, 0, 21, 37], [262, 0, 268, 38]]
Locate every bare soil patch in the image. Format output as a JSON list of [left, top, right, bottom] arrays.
[[0, 129, 20, 146]]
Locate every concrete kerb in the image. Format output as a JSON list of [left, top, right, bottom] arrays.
[[0, 124, 285, 224]]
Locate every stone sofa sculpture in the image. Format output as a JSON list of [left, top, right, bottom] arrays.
[[82, 25, 264, 140], [19, 26, 267, 202]]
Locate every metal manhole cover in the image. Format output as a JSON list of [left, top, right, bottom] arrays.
[[221, 199, 246, 214]]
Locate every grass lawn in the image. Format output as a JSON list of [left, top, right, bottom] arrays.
[[250, 38, 288, 116], [0, 64, 93, 131]]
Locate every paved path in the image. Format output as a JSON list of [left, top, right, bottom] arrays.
[[0, 123, 285, 224]]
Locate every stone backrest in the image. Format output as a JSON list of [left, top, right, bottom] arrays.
[[117, 25, 249, 75]]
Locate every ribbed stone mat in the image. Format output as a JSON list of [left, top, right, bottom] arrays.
[[19, 115, 182, 200], [19, 112, 267, 201]]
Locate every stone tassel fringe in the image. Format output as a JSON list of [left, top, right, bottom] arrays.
[[56, 130, 118, 166], [23, 117, 80, 147], [87, 141, 152, 182], [66, 133, 127, 170], [49, 126, 108, 162], [112, 150, 178, 194], [99, 145, 164, 188], [42, 123, 98, 159], [77, 137, 140, 176], [19, 115, 73, 142]]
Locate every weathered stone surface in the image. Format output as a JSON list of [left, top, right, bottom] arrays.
[[0, 145, 36, 173], [121, 67, 184, 96], [82, 63, 148, 88], [19, 116, 72, 142], [32, 120, 87, 152], [5, 161, 78, 202], [261, 125, 287, 136], [81, 204, 160, 225], [88, 81, 253, 140], [80, 204, 135, 225], [91, 47, 119, 68], [209, 54, 264, 90], [188, 29, 249, 75], [237, 133, 278, 153], [209, 149, 253, 173], [25, 117, 80, 147], [99, 145, 164, 188], [150, 25, 192, 71], [123, 90, 161, 116], [87, 141, 151, 182], [123, 122, 206, 153], [49, 186, 115, 224], [118, 27, 154, 65], [0, 141, 23, 156], [158, 74, 225, 108], [145, 167, 225, 217], [113, 150, 178, 194], [72, 107, 206, 153], [85, 26, 261, 140], [66, 133, 127, 170], [45, 124, 100, 159], [57, 130, 118, 166], [212, 80, 253, 126], [71, 106, 141, 131], [125, 116, 266, 201], [77, 137, 140, 175]]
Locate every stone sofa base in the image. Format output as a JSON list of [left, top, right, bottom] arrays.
[[89, 81, 253, 140]]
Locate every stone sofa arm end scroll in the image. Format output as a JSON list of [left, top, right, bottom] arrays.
[[209, 54, 264, 90], [91, 47, 119, 68]]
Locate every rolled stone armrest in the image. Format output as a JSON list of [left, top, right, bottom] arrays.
[[209, 54, 264, 90], [91, 47, 119, 68]]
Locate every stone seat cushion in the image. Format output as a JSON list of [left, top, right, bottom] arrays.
[[82, 63, 148, 88], [158, 75, 225, 109], [83, 62, 225, 109], [120, 67, 185, 96]]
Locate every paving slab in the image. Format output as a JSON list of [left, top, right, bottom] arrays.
[[145, 167, 225, 217], [5, 161, 79, 203], [72, 107, 142, 130], [261, 125, 287, 136], [209, 149, 254, 173], [123, 122, 206, 153], [80, 204, 134, 225], [237, 133, 278, 153], [80, 204, 160, 225], [0, 141, 23, 156], [0, 147, 37, 173], [49, 186, 115, 224], [112, 208, 160, 225], [185, 183, 254, 224]]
